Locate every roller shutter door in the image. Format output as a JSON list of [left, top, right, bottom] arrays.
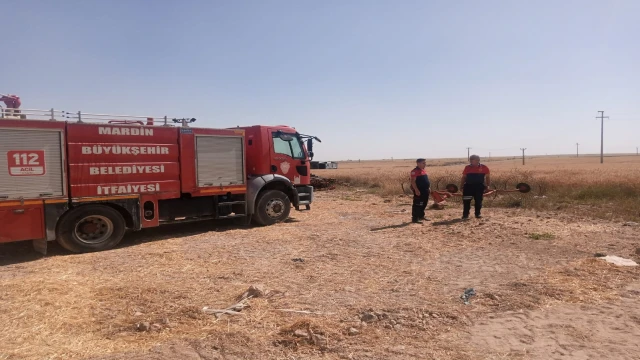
[[0, 129, 64, 199], [196, 136, 244, 187]]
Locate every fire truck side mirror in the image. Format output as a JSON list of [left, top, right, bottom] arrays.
[[307, 138, 313, 152]]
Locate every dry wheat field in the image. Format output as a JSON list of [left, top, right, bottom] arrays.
[[1, 155, 639, 360], [322, 154, 640, 191], [321, 154, 640, 221]]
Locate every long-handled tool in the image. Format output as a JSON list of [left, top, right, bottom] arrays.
[[430, 183, 531, 207]]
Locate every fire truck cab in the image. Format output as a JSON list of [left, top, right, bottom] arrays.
[[0, 106, 317, 254]]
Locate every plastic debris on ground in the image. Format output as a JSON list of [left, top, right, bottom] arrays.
[[460, 288, 476, 305], [601, 256, 638, 267]]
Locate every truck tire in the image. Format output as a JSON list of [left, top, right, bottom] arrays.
[[253, 190, 291, 226], [56, 205, 126, 253]]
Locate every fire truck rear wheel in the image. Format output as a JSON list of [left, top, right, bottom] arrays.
[[254, 190, 291, 226], [57, 205, 126, 253]]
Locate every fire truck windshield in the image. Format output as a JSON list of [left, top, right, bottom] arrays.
[[273, 132, 305, 160]]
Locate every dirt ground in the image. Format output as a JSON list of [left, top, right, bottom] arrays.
[[1, 190, 639, 360]]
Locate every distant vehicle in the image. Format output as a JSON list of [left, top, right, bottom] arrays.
[[311, 161, 338, 169]]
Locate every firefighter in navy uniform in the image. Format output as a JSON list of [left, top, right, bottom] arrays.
[[410, 158, 431, 223], [460, 155, 491, 219]]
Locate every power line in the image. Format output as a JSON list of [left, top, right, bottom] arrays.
[[472, 147, 519, 151], [520, 148, 527, 165], [597, 111, 609, 164]]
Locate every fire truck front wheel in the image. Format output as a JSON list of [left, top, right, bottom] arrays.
[[56, 205, 126, 253], [253, 190, 291, 226]]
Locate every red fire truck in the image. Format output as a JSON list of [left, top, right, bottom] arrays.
[[0, 101, 318, 254]]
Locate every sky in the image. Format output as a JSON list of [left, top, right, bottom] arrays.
[[4, 0, 639, 161]]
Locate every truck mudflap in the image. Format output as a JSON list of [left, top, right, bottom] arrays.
[[44, 200, 70, 241], [33, 199, 71, 255]]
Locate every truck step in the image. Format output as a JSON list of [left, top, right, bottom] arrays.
[[217, 214, 246, 219], [160, 216, 216, 225], [217, 201, 246, 206]]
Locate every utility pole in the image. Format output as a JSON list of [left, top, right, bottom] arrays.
[[597, 111, 608, 164], [636, 147, 638, 156], [466, 147, 471, 161], [520, 148, 526, 165], [576, 143, 579, 157]]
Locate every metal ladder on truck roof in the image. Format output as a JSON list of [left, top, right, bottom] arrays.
[[1, 107, 197, 127]]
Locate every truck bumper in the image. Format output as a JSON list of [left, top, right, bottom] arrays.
[[295, 185, 313, 211]]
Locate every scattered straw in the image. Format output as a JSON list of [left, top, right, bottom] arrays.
[[0, 189, 638, 359]]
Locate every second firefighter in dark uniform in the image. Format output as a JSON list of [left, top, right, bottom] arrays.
[[410, 158, 430, 223], [460, 154, 491, 219]]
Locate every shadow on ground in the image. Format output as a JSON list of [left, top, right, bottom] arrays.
[[370, 222, 414, 231], [0, 217, 273, 266], [432, 218, 467, 226]]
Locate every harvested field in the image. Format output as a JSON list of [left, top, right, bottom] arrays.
[[1, 185, 639, 359]]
